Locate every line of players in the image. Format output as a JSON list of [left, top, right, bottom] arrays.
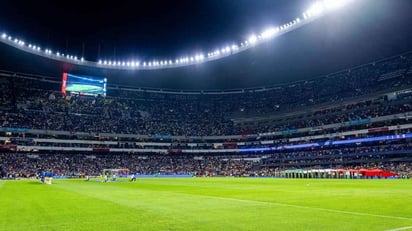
[[84, 174, 137, 182]]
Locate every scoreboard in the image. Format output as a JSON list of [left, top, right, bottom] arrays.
[[62, 73, 107, 96]]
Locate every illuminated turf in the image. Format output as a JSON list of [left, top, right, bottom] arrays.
[[0, 178, 411, 231]]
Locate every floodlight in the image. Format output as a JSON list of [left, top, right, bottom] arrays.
[[323, 0, 351, 11], [248, 35, 258, 44], [1, 33, 6, 39], [307, 2, 325, 16], [261, 28, 277, 39], [98, 60, 102, 64], [303, 13, 308, 19]]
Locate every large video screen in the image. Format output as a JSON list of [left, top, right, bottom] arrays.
[[62, 73, 107, 96]]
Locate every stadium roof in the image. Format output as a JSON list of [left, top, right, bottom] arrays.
[[0, 0, 412, 90]]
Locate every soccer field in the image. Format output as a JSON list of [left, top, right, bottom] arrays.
[[0, 178, 411, 231]]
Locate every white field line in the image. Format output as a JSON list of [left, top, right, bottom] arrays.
[[198, 194, 412, 221], [386, 226, 412, 231]]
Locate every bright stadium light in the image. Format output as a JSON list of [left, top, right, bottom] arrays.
[[307, 2, 325, 17], [248, 35, 258, 44], [261, 27, 277, 39], [323, 0, 351, 11], [1, 33, 6, 39]]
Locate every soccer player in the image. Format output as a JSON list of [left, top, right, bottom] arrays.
[[130, 174, 136, 182]]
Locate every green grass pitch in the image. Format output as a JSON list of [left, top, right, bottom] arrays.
[[0, 178, 411, 231]]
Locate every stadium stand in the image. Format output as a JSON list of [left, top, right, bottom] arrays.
[[0, 52, 412, 179]]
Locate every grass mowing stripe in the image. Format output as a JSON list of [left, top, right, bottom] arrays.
[[59, 180, 412, 221], [2, 179, 411, 231], [191, 194, 412, 221], [54, 181, 411, 231]]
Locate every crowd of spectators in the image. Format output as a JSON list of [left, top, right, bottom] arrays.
[[0, 53, 411, 137], [0, 53, 412, 179], [1, 141, 411, 179]]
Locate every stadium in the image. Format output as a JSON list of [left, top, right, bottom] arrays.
[[0, 0, 412, 230]]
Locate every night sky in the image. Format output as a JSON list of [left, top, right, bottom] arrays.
[[1, 0, 412, 90], [0, 0, 317, 60]]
